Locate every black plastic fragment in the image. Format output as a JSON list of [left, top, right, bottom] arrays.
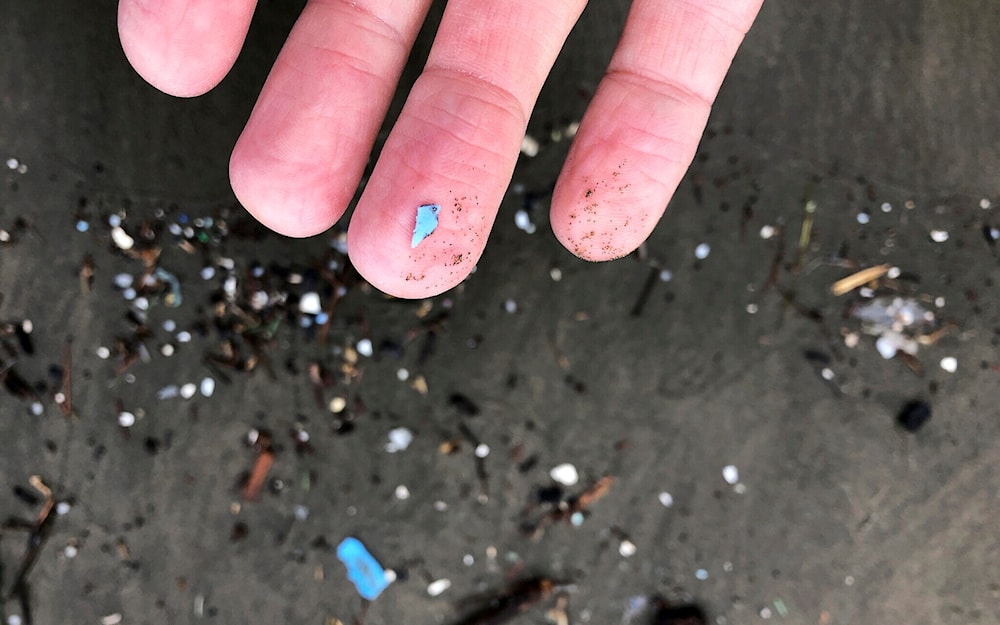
[[897, 400, 931, 432]]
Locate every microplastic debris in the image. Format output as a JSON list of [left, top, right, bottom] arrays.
[[929, 229, 950, 243], [329, 397, 347, 413], [427, 578, 452, 597], [176, 331, 192, 343], [659, 269, 673, 282], [200, 377, 216, 397], [760, 607, 772, 618], [520, 134, 540, 157], [396, 367, 409, 381], [336, 537, 392, 600], [118, 411, 136, 427], [122, 287, 136, 301], [411, 203, 440, 248], [773, 598, 788, 617], [434, 500, 448, 511], [570, 511, 585, 526], [395, 485, 411, 500], [694, 242, 711, 259], [550, 267, 563, 281], [875, 334, 900, 359], [156, 385, 179, 400], [110, 226, 134, 250], [299, 292, 322, 315], [897, 400, 931, 432], [160, 344, 175, 357], [293, 504, 309, 521], [64, 545, 78, 558], [856, 212, 870, 224], [55, 501, 71, 515], [108, 214, 122, 228], [8, 615, 23, 625], [474, 443, 490, 458], [180, 383, 197, 399], [100, 614, 123, 625], [385, 427, 414, 453], [514, 209, 537, 234], [463, 553, 475, 566], [154, 267, 182, 306], [658, 491, 674, 507], [722, 465, 739, 485], [880, 202, 892, 213], [618, 539, 637, 557], [113, 273, 134, 289], [504, 299, 517, 314], [695, 568, 709, 580], [96, 346, 111, 359], [75, 219, 90, 232], [759, 225, 776, 239], [549, 463, 579, 486], [356, 338, 374, 357], [939, 356, 958, 373], [200, 266, 216, 280], [6, 157, 18, 169]]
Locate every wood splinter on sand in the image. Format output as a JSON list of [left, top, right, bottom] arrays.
[[830, 264, 891, 296]]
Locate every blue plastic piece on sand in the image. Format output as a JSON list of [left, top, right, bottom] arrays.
[[336, 537, 391, 600], [411, 203, 440, 248]]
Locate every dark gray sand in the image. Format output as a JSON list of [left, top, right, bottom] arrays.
[[2, 2, 999, 624]]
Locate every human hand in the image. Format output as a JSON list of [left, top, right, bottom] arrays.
[[118, 0, 763, 298]]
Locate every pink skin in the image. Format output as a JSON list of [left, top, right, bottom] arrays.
[[118, 0, 763, 298]]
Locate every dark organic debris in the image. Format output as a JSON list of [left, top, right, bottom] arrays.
[[452, 577, 569, 625], [649, 596, 708, 625]]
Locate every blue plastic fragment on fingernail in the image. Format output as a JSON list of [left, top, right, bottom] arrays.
[[336, 537, 391, 600], [411, 203, 440, 248]]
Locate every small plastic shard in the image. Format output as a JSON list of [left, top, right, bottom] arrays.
[[411, 203, 440, 248], [336, 537, 392, 600]]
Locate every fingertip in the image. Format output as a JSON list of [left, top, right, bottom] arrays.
[[117, 0, 254, 97], [229, 142, 346, 238], [550, 149, 661, 262], [347, 196, 483, 299]]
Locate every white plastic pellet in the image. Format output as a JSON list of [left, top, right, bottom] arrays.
[[427, 578, 452, 597], [940, 357, 958, 373], [694, 242, 711, 259], [386, 427, 414, 453], [929, 229, 949, 243], [299, 292, 322, 315], [356, 338, 373, 357], [111, 226, 134, 250], [200, 377, 216, 397], [722, 465, 739, 485], [179, 383, 197, 399], [619, 540, 637, 557], [549, 463, 579, 486]]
